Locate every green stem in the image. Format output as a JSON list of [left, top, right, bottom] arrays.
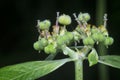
[[75, 59, 83, 80], [96, 0, 106, 25], [96, 0, 109, 80]]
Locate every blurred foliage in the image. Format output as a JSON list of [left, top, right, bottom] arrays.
[[0, 0, 120, 80]]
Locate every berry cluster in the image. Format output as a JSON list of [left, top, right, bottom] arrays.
[[82, 25, 114, 46], [33, 12, 114, 56]]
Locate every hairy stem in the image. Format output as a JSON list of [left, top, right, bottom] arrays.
[[75, 59, 83, 80]]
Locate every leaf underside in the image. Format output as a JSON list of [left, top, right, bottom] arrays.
[[0, 58, 71, 80], [98, 55, 120, 69]]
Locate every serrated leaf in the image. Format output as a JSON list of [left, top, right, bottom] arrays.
[[98, 55, 120, 69], [0, 58, 71, 80], [88, 49, 98, 66]]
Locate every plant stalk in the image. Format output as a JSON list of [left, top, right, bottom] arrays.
[[75, 59, 83, 80], [96, 0, 109, 80]]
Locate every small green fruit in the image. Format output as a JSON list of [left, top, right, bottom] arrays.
[[44, 20, 51, 27], [78, 13, 90, 22], [49, 45, 56, 54], [44, 44, 56, 54], [33, 38, 48, 51], [58, 14, 71, 25], [40, 38, 48, 47], [57, 32, 73, 46], [83, 37, 95, 46], [44, 46, 50, 54], [57, 36, 65, 46], [65, 32, 73, 41], [39, 20, 51, 30], [91, 26, 99, 34], [104, 37, 114, 46], [33, 41, 43, 51], [92, 33, 105, 42]]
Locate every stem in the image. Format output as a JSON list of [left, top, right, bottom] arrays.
[[96, 0, 109, 80], [75, 59, 83, 80]]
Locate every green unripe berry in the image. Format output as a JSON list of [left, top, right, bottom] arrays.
[[58, 14, 71, 25], [33, 38, 48, 51], [39, 20, 51, 30], [65, 32, 73, 41], [83, 37, 95, 46], [104, 37, 114, 46], [62, 35, 68, 43], [44, 20, 51, 27], [78, 13, 90, 22], [57, 32, 73, 46], [91, 28, 99, 34], [44, 46, 50, 54], [92, 33, 105, 42], [33, 41, 43, 51], [44, 44, 56, 54], [40, 38, 48, 47], [57, 36, 66, 47], [91, 26, 100, 34], [49, 45, 56, 54]]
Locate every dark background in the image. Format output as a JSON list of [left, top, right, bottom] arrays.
[[0, 0, 120, 80]]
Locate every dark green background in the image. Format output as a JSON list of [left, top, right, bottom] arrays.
[[0, 0, 120, 80]]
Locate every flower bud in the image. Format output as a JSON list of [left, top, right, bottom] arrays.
[[91, 26, 99, 34], [65, 32, 73, 41], [92, 33, 105, 42], [78, 13, 90, 22], [38, 20, 51, 30], [58, 14, 71, 25], [57, 36, 64, 46], [44, 45, 50, 54], [104, 37, 114, 46], [57, 36, 66, 47], [40, 38, 48, 47], [83, 37, 95, 46], [33, 41, 43, 51], [44, 44, 56, 54]]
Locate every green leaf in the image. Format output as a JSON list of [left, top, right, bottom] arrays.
[[45, 53, 57, 60], [0, 58, 71, 80], [88, 49, 98, 66], [98, 55, 120, 69]]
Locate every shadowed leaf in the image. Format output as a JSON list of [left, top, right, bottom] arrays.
[[99, 55, 120, 69]]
